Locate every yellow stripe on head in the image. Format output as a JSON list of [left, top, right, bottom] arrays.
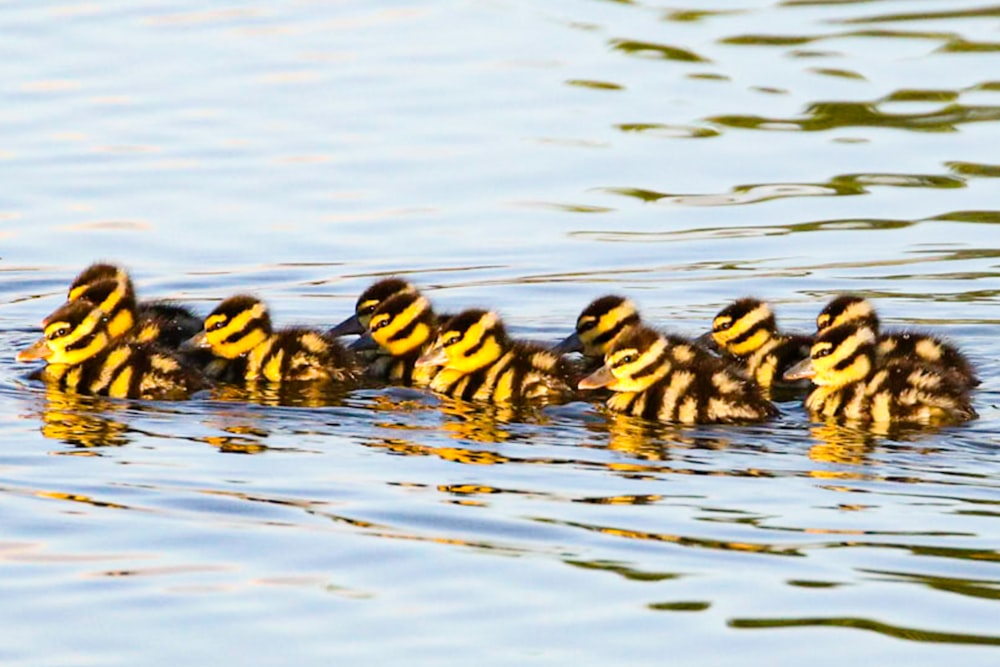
[[711, 299, 774, 355], [576, 296, 640, 357], [435, 310, 503, 373], [810, 325, 875, 388], [371, 295, 433, 356], [817, 296, 879, 333], [604, 328, 670, 392], [203, 297, 271, 360]]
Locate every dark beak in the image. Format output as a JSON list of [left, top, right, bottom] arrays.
[[327, 313, 364, 337], [349, 331, 379, 352], [695, 331, 720, 353], [552, 331, 583, 355], [179, 330, 211, 352]]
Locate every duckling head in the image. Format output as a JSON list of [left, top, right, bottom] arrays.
[[17, 300, 110, 366], [185, 294, 272, 360], [415, 309, 505, 373], [707, 297, 777, 357], [329, 278, 417, 337], [579, 326, 671, 392], [554, 295, 640, 357], [68, 278, 137, 340], [368, 291, 435, 357], [816, 295, 880, 334], [784, 324, 876, 388], [67, 263, 133, 302]]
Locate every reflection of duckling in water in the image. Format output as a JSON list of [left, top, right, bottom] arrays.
[[579, 326, 777, 425], [815, 295, 978, 390], [184, 295, 358, 384], [416, 309, 573, 405], [554, 295, 642, 374], [17, 300, 207, 400], [67, 262, 202, 349], [784, 323, 977, 427], [35, 387, 131, 449], [701, 297, 812, 395]]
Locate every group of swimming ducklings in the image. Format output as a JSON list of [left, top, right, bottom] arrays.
[[16, 263, 979, 429]]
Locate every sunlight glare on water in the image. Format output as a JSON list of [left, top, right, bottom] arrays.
[[1, 1, 999, 665]]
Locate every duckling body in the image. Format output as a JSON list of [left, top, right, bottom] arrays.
[[362, 290, 441, 386], [816, 295, 978, 389], [416, 309, 572, 404], [579, 326, 777, 425], [186, 295, 356, 383], [17, 300, 206, 400], [706, 298, 812, 392], [785, 323, 977, 426], [67, 262, 202, 350]]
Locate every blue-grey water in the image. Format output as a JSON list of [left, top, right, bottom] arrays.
[[2, 1, 999, 665]]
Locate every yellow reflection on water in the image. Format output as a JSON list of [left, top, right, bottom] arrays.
[[32, 386, 131, 450]]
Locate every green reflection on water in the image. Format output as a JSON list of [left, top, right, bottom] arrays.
[[710, 102, 1000, 133], [649, 601, 711, 611], [729, 616, 1000, 646], [609, 39, 710, 63], [566, 559, 683, 582]]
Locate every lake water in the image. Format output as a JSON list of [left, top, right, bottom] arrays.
[[1, 1, 999, 664]]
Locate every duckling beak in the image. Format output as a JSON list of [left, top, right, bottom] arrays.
[[578, 364, 614, 390], [327, 314, 364, 337], [415, 345, 447, 368], [180, 330, 211, 352], [783, 357, 815, 381], [552, 331, 583, 355], [16, 337, 52, 362], [695, 331, 720, 353], [349, 331, 379, 352]]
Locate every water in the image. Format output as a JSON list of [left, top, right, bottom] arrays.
[[2, 1, 999, 664]]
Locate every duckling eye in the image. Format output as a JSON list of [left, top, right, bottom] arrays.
[[617, 353, 637, 365], [444, 335, 460, 347], [208, 320, 226, 332], [371, 318, 388, 331], [813, 348, 831, 359], [578, 320, 596, 333], [714, 320, 732, 332], [49, 327, 68, 340]]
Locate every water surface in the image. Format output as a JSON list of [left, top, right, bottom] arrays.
[[1, 1, 999, 665]]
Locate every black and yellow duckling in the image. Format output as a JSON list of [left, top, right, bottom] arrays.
[[784, 323, 977, 426], [67, 262, 202, 349], [354, 289, 442, 386], [554, 295, 642, 372], [578, 325, 777, 425], [703, 297, 812, 393], [16, 299, 206, 400], [414, 309, 572, 404], [184, 294, 357, 384], [328, 277, 418, 338], [816, 295, 978, 389]]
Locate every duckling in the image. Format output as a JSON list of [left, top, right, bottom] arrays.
[[784, 322, 977, 426], [184, 294, 357, 383], [328, 278, 418, 337], [16, 299, 206, 400], [67, 262, 202, 349], [703, 297, 812, 393], [554, 295, 642, 373], [816, 295, 978, 389], [578, 325, 777, 425], [357, 290, 442, 386], [415, 309, 572, 404]]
